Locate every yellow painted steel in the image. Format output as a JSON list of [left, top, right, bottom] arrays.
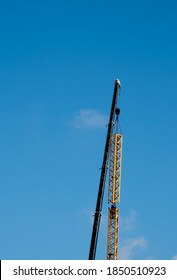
[[107, 133, 122, 260], [108, 134, 123, 204], [106, 207, 119, 260]]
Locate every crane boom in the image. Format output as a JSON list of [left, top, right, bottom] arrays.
[[88, 79, 121, 260]]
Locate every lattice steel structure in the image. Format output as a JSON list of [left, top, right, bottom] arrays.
[[107, 133, 123, 260]]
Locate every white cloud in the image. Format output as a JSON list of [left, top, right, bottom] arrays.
[[119, 236, 147, 260], [71, 109, 108, 128], [171, 255, 177, 260], [120, 209, 137, 232]]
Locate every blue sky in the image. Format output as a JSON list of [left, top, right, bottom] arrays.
[[0, 0, 177, 260]]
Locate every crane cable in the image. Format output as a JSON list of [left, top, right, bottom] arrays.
[[115, 90, 122, 135]]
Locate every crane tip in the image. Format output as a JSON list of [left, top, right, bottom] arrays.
[[115, 79, 121, 87]]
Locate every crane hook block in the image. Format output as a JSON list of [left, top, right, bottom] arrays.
[[115, 108, 120, 116]]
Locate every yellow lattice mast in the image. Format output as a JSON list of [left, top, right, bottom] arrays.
[[107, 130, 123, 260]]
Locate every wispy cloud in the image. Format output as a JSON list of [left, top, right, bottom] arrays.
[[120, 209, 137, 232], [119, 210, 147, 259], [119, 236, 147, 259], [171, 255, 177, 260], [71, 109, 108, 128]]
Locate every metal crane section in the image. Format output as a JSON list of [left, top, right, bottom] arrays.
[[107, 206, 119, 260], [107, 133, 123, 260], [108, 134, 123, 204], [88, 79, 121, 260]]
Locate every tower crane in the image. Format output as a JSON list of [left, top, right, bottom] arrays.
[[88, 79, 122, 260]]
